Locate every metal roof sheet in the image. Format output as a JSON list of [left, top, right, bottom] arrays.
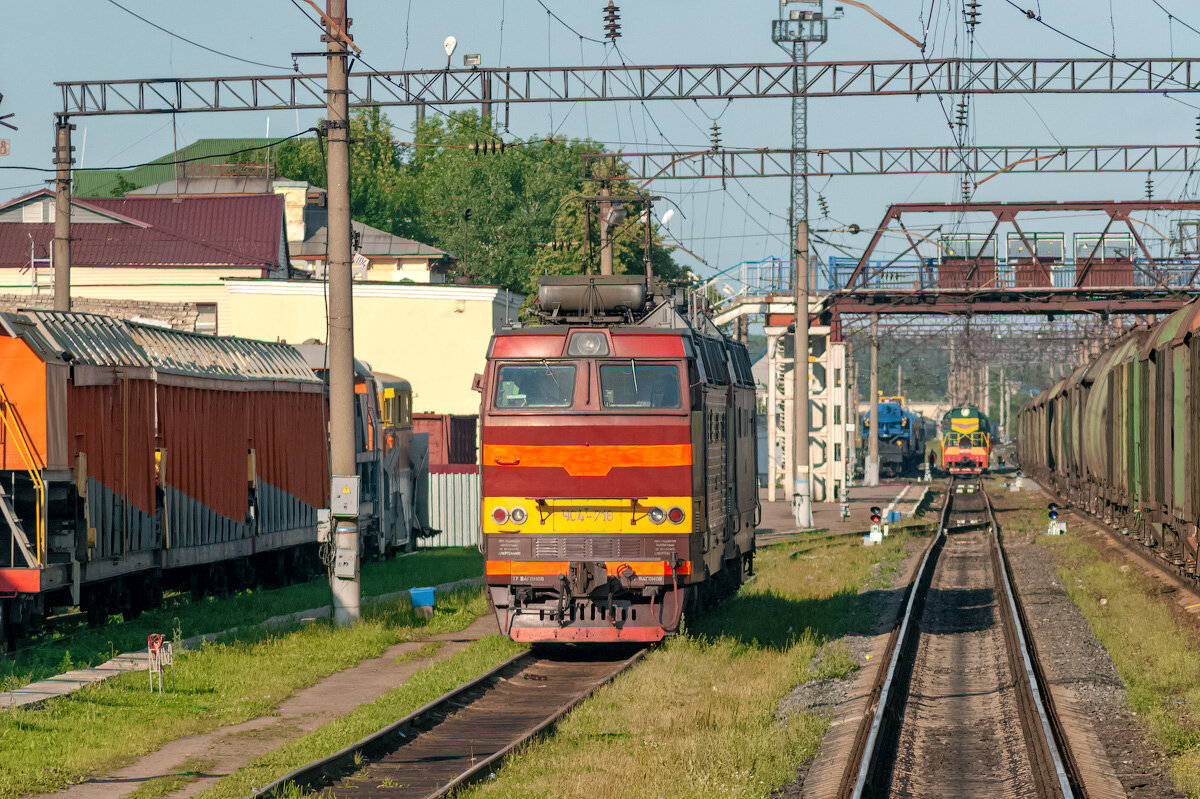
[[0, 194, 284, 270], [131, 324, 318, 382], [3, 311, 318, 383]]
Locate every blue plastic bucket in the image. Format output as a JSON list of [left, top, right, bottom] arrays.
[[410, 587, 436, 608]]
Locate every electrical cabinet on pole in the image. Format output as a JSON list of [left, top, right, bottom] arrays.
[[793, 221, 812, 527], [866, 312, 880, 486], [325, 0, 360, 625]]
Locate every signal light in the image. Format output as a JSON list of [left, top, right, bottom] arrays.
[[667, 506, 685, 525], [1047, 502, 1058, 521], [492, 506, 509, 525], [870, 506, 882, 523], [648, 506, 666, 525], [510, 506, 528, 525]]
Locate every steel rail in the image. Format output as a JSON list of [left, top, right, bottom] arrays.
[[984, 486, 1078, 798], [844, 477, 1080, 798], [247, 647, 646, 799], [845, 479, 951, 798]]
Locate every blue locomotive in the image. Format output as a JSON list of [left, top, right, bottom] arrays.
[[860, 396, 928, 476]]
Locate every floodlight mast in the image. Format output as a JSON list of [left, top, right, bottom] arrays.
[[773, 0, 837, 526]]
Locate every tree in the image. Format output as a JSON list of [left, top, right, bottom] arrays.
[[269, 107, 681, 296], [110, 174, 138, 197]]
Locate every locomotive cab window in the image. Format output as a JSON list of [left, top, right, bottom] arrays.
[[599, 363, 681, 409], [494, 364, 576, 408]]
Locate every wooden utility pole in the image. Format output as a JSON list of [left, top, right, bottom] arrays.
[[326, 0, 360, 625], [792, 221, 812, 527], [866, 312, 880, 486], [52, 116, 73, 311]]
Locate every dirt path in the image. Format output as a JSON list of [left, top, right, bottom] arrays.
[[28, 615, 501, 799]]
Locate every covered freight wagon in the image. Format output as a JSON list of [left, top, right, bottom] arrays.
[[0, 312, 328, 642]]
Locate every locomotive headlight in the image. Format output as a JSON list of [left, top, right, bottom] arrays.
[[567, 331, 609, 356], [648, 506, 666, 525], [510, 506, 528, 525], [491, 506, 509, 525], [667, 506, 685, 524]]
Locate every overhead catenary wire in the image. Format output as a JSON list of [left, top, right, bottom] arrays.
[[101, 0, 292, 71], [0, 129, 316, 172]]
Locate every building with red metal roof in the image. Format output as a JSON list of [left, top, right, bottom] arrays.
[[0, 190, 289, 275]]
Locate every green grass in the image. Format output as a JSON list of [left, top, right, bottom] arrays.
[[392, 640, 445, 665], [125, 756, 215, 799], [1040, 530, 1200, 796], [1, 547, 482, 691], [0, 586, 488, 799], [193, 635, 526, 799], [451, 534, 911, 799]]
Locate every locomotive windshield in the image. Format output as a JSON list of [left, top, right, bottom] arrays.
[[600, 363, 681, 408], [494, 364, 576, 407]]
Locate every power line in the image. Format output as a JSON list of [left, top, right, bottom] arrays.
[[101, 0, 292, 71], [533, 0, 606, 44], [1151, 0, 1200, 40], [0, 129, 315, 173]]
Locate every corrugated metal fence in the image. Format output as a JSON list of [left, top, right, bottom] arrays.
[[423, 465, 481, 548]]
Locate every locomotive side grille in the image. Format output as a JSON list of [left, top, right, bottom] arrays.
[[591, 538, 614, 558], [617, 536, 642, 557], [533, 537, 564, 558], [564, 538, 590, 558]]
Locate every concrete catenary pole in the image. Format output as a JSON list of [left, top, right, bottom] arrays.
[[846, 340, 856, 483], [326, 0, 360, 625], [52, 116, 73, 312], [599, 182, 613, 275], [999, 364, 1006, 438], [792, 220, 812, 527], [897, 363, 902, 397], [866, 313, 880, 486]]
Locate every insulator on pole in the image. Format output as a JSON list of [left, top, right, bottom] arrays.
[[1146, 172, 1154, 201], [710, 121, 721, 151], [965, 0, 981, 31], [603, 2, 621, 41], [818, 194, 830, 216]]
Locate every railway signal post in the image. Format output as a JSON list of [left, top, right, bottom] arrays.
[[793, 221, 813, 527], [325, 0, 361, 625]]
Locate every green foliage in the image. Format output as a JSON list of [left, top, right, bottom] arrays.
[[270, 108, 681, 295], [109, 174, 138, 197]]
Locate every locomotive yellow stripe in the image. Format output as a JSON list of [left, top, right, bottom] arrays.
[[950, 418, 980, 434], [483, 496, 691, 535]]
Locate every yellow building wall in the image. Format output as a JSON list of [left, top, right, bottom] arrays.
[[221, 281, 521, 415], [0, 267, 260, 305]]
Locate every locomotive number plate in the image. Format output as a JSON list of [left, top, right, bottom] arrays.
[[560, 510, 614, 522]]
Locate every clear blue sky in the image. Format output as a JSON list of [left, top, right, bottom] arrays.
[[1, 0, 1196, 281]]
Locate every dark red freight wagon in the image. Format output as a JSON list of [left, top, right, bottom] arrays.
[[0, 312, 329, 642]]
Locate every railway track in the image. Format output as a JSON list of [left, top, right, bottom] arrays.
[[250, 645, 646, 799], [841, 476, 1082, 799]]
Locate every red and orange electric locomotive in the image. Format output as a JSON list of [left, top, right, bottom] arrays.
[[479, 275, 758, 643]]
